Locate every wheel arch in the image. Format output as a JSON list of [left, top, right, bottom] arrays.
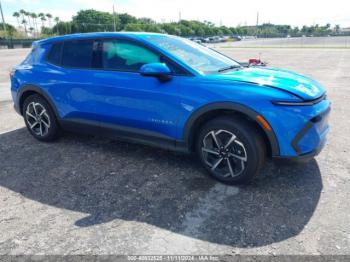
[[184, 102, 280, 156], [18, 85, 60, 118]]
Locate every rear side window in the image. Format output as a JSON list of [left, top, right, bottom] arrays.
[[61, 40, 94, 68], [47, 43, 62, 65]]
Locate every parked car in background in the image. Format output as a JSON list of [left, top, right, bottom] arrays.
[[10, 33, 330, 184], [189, 37, 203, 44], [231, 35, 242, 41], [208, 37, 220, 43]]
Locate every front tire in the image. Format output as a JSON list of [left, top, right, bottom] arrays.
[[23, 94, 60, 142], [196, 116, 266, 184]]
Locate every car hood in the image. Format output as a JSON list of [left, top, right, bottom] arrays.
[[210, 67, 325, 100]]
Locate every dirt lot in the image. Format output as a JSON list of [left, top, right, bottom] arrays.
[[0, 47, 349, 255], [209, 36, 350, 48]]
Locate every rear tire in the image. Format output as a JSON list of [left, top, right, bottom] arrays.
[[23, 94, 60, 142], [196, 116, 266, 184]]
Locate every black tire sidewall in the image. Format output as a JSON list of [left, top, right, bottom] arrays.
[[196, 117, 265, 184]]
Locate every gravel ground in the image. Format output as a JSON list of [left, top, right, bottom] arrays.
[[0, 47, 349, 256]]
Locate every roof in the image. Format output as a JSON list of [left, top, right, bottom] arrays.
[[35, 32, 168, 45]]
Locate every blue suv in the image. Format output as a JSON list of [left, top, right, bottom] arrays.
[[10, 33, 330, 184]]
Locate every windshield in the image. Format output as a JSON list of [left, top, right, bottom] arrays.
[[144, 35, 240, 74]]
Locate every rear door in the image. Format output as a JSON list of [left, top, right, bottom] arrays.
[[44, 39, 100, 124]]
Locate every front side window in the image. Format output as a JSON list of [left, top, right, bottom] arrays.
[[102, 40, 160, 71], [61, 40, 94, 68], [144, 35, 240, 74]]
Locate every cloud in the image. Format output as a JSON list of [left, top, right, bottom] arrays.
[[3, 0, 41, 4], [71, 0, 116, 11]]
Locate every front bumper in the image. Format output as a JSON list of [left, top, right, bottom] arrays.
[[273, 106, 330, 161], [273, 139, 326, 162]]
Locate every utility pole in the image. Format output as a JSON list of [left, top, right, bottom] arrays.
[[179, 11, 181, 22], [256, 11, 259, 38], [0, 0, 7, 34], [113, 4, 117, 31]]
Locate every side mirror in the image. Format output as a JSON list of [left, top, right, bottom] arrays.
[[140, 63, 172, 82]]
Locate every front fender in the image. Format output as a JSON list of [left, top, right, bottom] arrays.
[[183, 102, 280, 156]]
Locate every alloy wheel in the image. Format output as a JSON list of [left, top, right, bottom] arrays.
[[201, 129, 247, 178], [25, 102, 51, 137]]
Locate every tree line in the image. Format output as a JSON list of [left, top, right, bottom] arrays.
[[10, 10, 59, 37], [1, 9, 347, 39]]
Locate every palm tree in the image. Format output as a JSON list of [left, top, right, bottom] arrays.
[[38, 13, 46, 28], [19, 9, 26, 18], [19, 9, 28, 35], [46, 13, 52, 27], [54, 17, 60, 34], [38, 13, 44, 24], [13, 12, 21, 29], [21, 19, 28, 35], [25, 11, 32, 30], [30, 13, 38, 36]]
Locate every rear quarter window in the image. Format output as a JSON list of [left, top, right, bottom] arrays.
[[47, 42, 63, 65], [22, 48, 35, 64]]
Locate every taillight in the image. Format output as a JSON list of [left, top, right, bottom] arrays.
[[10, 69, 15, 79]]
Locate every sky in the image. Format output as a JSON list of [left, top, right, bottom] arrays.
[[1, 0, 350, 28]]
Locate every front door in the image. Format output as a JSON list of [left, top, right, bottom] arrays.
[[92, 39, 182, 140]]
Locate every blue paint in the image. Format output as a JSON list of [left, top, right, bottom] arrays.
[[11, 32, 330, 157]]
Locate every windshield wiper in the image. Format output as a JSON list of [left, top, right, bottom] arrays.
[[218, 65, 241, 73]]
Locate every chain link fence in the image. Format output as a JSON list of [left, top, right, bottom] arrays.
[[0, 38, 40, 49]]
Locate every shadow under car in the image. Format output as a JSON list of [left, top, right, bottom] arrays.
[[0, 128, 322, 247]]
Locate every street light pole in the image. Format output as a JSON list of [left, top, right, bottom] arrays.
[[113, 4, 117, 31], [0, 0, 8, 34]]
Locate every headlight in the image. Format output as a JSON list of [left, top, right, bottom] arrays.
[[272, 94, 327, 106]]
